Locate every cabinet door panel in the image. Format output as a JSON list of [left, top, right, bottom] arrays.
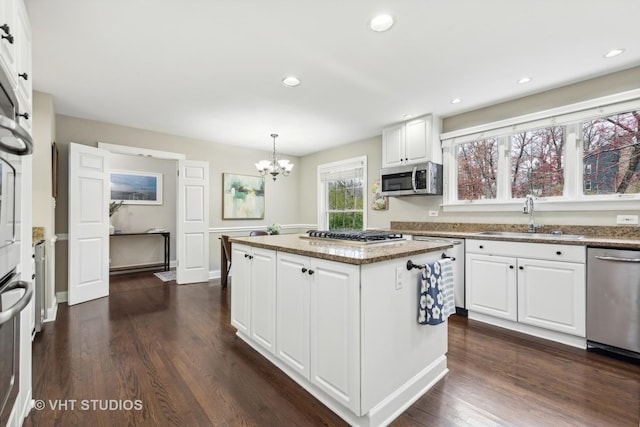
[[466, 254, 517, 321], [382, 124, 405, 167], [405, 118, 428, 163], [230, 244, 251, 335], [518, 259, 585, 336], [310, 259, 360, 414], [250, 247, 277, 353], [276, 253, 310, 378]]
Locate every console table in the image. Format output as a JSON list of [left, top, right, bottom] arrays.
[[110, 232, 170, 271]]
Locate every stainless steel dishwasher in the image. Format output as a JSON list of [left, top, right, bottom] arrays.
[[587, 247, 640, 358], [412, 236, 466, 314]]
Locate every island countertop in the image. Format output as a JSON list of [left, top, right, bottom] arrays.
[[229, 233, 452, 265]]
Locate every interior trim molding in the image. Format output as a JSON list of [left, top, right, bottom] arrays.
[[97, 142, 186, 160]]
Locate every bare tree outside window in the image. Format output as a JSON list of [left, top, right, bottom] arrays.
[[511, 126, 564, 198], [582, 111, 640, 195], [457, 139, 498, 200]]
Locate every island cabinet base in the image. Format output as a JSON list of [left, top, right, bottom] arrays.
[[231, 245, 449, 427]]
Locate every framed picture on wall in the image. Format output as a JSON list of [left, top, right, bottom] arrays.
[[223, 173, 265, 219], [110, 170, 163, 205]]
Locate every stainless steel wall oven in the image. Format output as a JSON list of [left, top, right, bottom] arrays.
[[0, 46, 33, 425]]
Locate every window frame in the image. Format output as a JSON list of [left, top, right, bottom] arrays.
[[317, 156, 367, 230], [442, 90, 640, 212]]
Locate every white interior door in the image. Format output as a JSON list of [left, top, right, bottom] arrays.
[[176, 160, 209, 284], [68, 143, 109, 305]]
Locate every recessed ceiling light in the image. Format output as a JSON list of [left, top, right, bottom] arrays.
[[282, 76, 301, 87], [517, 76, 532, 85], [370, 14, 394, 32], [451, 98, 462, 104], [604, 48, 625, 58]]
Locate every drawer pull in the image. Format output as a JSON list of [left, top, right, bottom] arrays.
[[509, 265, 514, 269], [301, 267, 307, 273], [479, 245, 484, 249], [556, 251, 562, 255], [519, 266, 524, 270]]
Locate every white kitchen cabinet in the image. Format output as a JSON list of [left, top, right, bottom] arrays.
[[466, 239, 586, 345], [275, 252, 310, 379], [14, 0, 30, 113], [230, 243, 277, 354], [275, 251, 360, 412], [309, 258, 360, 414], [466, 253, 517, 321], [517, 258, 585, 336], [0, 0, 17, 89], [382, 115, 433, 168]]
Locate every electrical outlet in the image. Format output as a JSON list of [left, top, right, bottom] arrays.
[[616, 214, 638, 225], [428, 210, 438, 217], [395, 266, 403, 290]]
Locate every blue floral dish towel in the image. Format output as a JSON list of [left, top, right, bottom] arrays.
[[418, 259, 455, 325]]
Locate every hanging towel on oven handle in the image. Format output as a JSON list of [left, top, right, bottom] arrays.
[[418, 258, 455, 325]]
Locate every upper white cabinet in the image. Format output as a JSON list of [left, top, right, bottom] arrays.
[[15, 0, 30, 110], [466, 239, 586, 342], [0, 0, 17, 89], [382, 114, 440, 168]]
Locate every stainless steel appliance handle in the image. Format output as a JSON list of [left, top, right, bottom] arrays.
[[0, 281, 33, 325], [594, 255, 640, 263], [0, 114, 33, 155], [411, 166, 417, 192]]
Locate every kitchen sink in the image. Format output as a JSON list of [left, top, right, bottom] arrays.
[[476, 231, 585, 240]]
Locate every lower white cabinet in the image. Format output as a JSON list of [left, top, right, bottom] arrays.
[[276, 252, 360, 414], [466, 239, 586, 340], [230, 244, 276, 354]]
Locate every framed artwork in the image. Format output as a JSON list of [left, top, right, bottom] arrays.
[[110, 170, 163, 205], [370, 179, 388, 210], [223, 173, 265, 219]]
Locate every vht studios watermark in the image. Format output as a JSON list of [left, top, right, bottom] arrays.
[[33, 399, 143, 411]]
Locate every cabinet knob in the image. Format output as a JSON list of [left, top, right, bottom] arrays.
[[249, 255, 253, 260], [244, 253, 249, 258], [556, 251, 562, 255], [479, 245, 484, 249], [308, 269, 314, 275], [32, 274, 35, 279], [301, 267, 307, 273], [0, 24, 13, 44], [18, 72, 28, 81], [519, 266, 524, 270], [509, 265, 514, 269], [18, 112, 29, 120]]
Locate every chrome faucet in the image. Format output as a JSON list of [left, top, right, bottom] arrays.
[[523, 194, 538, 233]]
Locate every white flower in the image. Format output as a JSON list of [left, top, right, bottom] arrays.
[[418, 309, 426, 323], [430, 275, 437, 289], [434, 261, 441, 275], [426, 294, 434, 309], [432, 306, 441, 320], [437, 291, 444, 305], [420, 294, 427, 309], [425, 264, 432, 278], [421, 279, 428, 293]]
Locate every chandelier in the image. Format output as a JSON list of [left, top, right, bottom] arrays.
[[255, 133, 294, 181]]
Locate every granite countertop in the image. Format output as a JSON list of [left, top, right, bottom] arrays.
[[229, 234, 452, 265], [390, 222, 640, 250]]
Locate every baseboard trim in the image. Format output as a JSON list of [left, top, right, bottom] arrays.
[[56, 291, 68, 304], [44, 295, 58, 322]]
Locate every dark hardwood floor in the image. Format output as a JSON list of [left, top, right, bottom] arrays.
[[25, 272, 640, 427]]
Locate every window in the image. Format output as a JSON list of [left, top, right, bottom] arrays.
[[582, 111, 640, 195], [317, 156, 367, 230], [457, 138, 498, 200], [442, 92, 640, 211], [510, 126, 564, 198]]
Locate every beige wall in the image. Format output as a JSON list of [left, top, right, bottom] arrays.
[[298, 66, 640, 231], [53, 114, 300, 292]]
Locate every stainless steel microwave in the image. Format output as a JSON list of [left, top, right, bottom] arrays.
[[380, 161, 443, 196]]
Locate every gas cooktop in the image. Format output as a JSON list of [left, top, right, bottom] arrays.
[[301, 230, 405, 245]]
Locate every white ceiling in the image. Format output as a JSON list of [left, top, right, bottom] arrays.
[[26, 0, 640, 156]]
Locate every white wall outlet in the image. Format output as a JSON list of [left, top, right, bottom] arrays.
[[616, 214, 639, 225], [395, 266, 403, 290], [428, 210, 439, 217]]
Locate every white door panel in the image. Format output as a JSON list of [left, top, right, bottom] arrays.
[[177, 160, 209, 284], [68, 143, 109, 305]]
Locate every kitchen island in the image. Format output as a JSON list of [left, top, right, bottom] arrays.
[[229, 233, 452, 427]]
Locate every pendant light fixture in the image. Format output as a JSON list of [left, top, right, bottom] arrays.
[[255, 133, 294, 181]]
